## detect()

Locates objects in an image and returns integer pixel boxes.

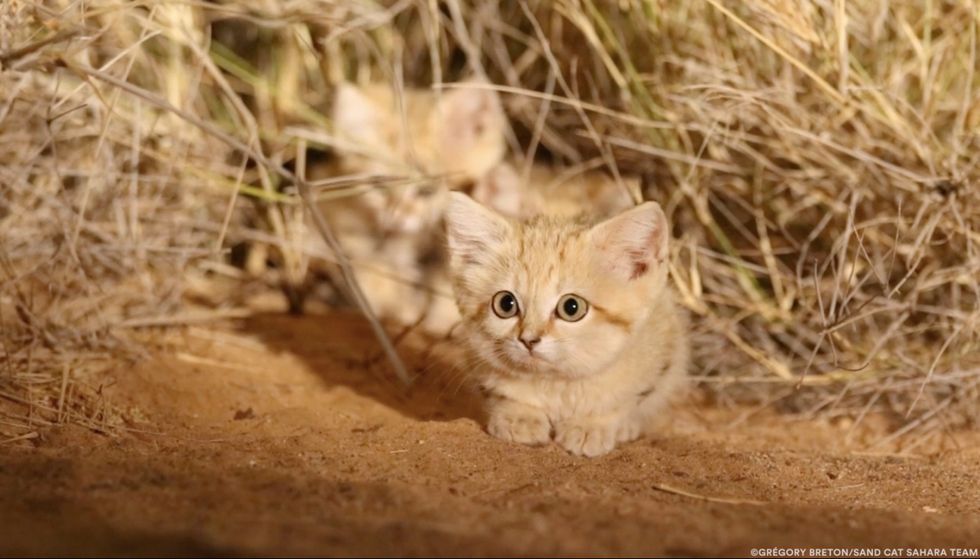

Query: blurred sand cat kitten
[445,193,688,457]
[315,80,507,331]
[331,80,506,235]
[472,160,639,221]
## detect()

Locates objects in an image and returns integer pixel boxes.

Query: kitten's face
[446,193,669,379]
[333,81,506,234]
[359,182,449,235]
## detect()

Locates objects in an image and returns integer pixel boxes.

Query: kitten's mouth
[500,348,548,370]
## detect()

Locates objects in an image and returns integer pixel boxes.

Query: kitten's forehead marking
[515,227,563,300]
[534,221,588,284]
[508,220,590,341]
[590,303,631,331]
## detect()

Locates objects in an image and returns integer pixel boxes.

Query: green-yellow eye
[556,294,588,322]
[491,290,519,318]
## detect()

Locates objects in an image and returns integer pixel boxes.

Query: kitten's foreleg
[485,396,551,446]
[554,409,636,457]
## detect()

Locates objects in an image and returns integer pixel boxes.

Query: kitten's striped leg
[630,351,689,436]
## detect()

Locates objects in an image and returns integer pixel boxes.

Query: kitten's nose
[519,335,542,351]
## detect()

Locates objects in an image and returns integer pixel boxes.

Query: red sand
[2,311,978,556]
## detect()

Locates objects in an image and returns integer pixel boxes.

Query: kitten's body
[446,195,688,457]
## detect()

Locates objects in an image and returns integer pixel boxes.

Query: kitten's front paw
[555,418,623,457]
[486,402,551,447]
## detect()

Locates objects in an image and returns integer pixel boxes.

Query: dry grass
[1,0,978,442]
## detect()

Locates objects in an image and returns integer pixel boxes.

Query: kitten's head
[470,162,639,221]
[332,80,506,234]
[332,80,506,177]
[445,193,670,379]
[356,181,450,235]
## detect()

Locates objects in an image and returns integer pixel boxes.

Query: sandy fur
[446,193,689,456]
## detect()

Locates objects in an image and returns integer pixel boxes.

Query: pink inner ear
[629,249,650,280]
[591,202,668,281]
[627,226,659,280]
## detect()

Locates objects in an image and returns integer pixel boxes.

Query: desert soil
[1,309,979,557]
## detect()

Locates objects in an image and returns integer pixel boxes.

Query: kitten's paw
[616,419,642,444]
[486,403,551,447]
[554,418,620,457]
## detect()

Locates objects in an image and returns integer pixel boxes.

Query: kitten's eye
[556,294,589,322]
[491,291,519,319]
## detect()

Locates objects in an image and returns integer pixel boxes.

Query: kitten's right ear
[445,192,511,267]
[332,82,383,147]
[588,202,669,282]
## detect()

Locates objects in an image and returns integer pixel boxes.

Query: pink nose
[519,336,541,351]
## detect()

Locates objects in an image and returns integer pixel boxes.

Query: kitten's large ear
[470,163,522,218]
[434,80,504,151]
[588,202,669,281]
[445,192,511,267]
[332,82,383,147]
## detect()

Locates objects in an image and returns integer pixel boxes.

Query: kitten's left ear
[445,192,511,268]
[588,202,669,281]
[434,80,504,150]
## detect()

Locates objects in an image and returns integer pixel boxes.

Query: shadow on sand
[237,309,483,424]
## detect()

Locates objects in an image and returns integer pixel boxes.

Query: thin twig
[652,482,768,506]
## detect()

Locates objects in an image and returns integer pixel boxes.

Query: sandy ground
[2,310,979,557]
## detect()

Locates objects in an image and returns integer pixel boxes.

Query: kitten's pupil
[563,298,578,316]
[500,294,515,312]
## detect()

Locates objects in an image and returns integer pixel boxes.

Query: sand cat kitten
[445,193,688,457]
[472,161,639,220]
[331,80,506,235]
[314,81,506,331]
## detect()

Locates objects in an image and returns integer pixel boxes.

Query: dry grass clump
[1,0,978,441]
[0,1,255,436]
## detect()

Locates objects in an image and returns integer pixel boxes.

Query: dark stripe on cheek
[590,303,632,331]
